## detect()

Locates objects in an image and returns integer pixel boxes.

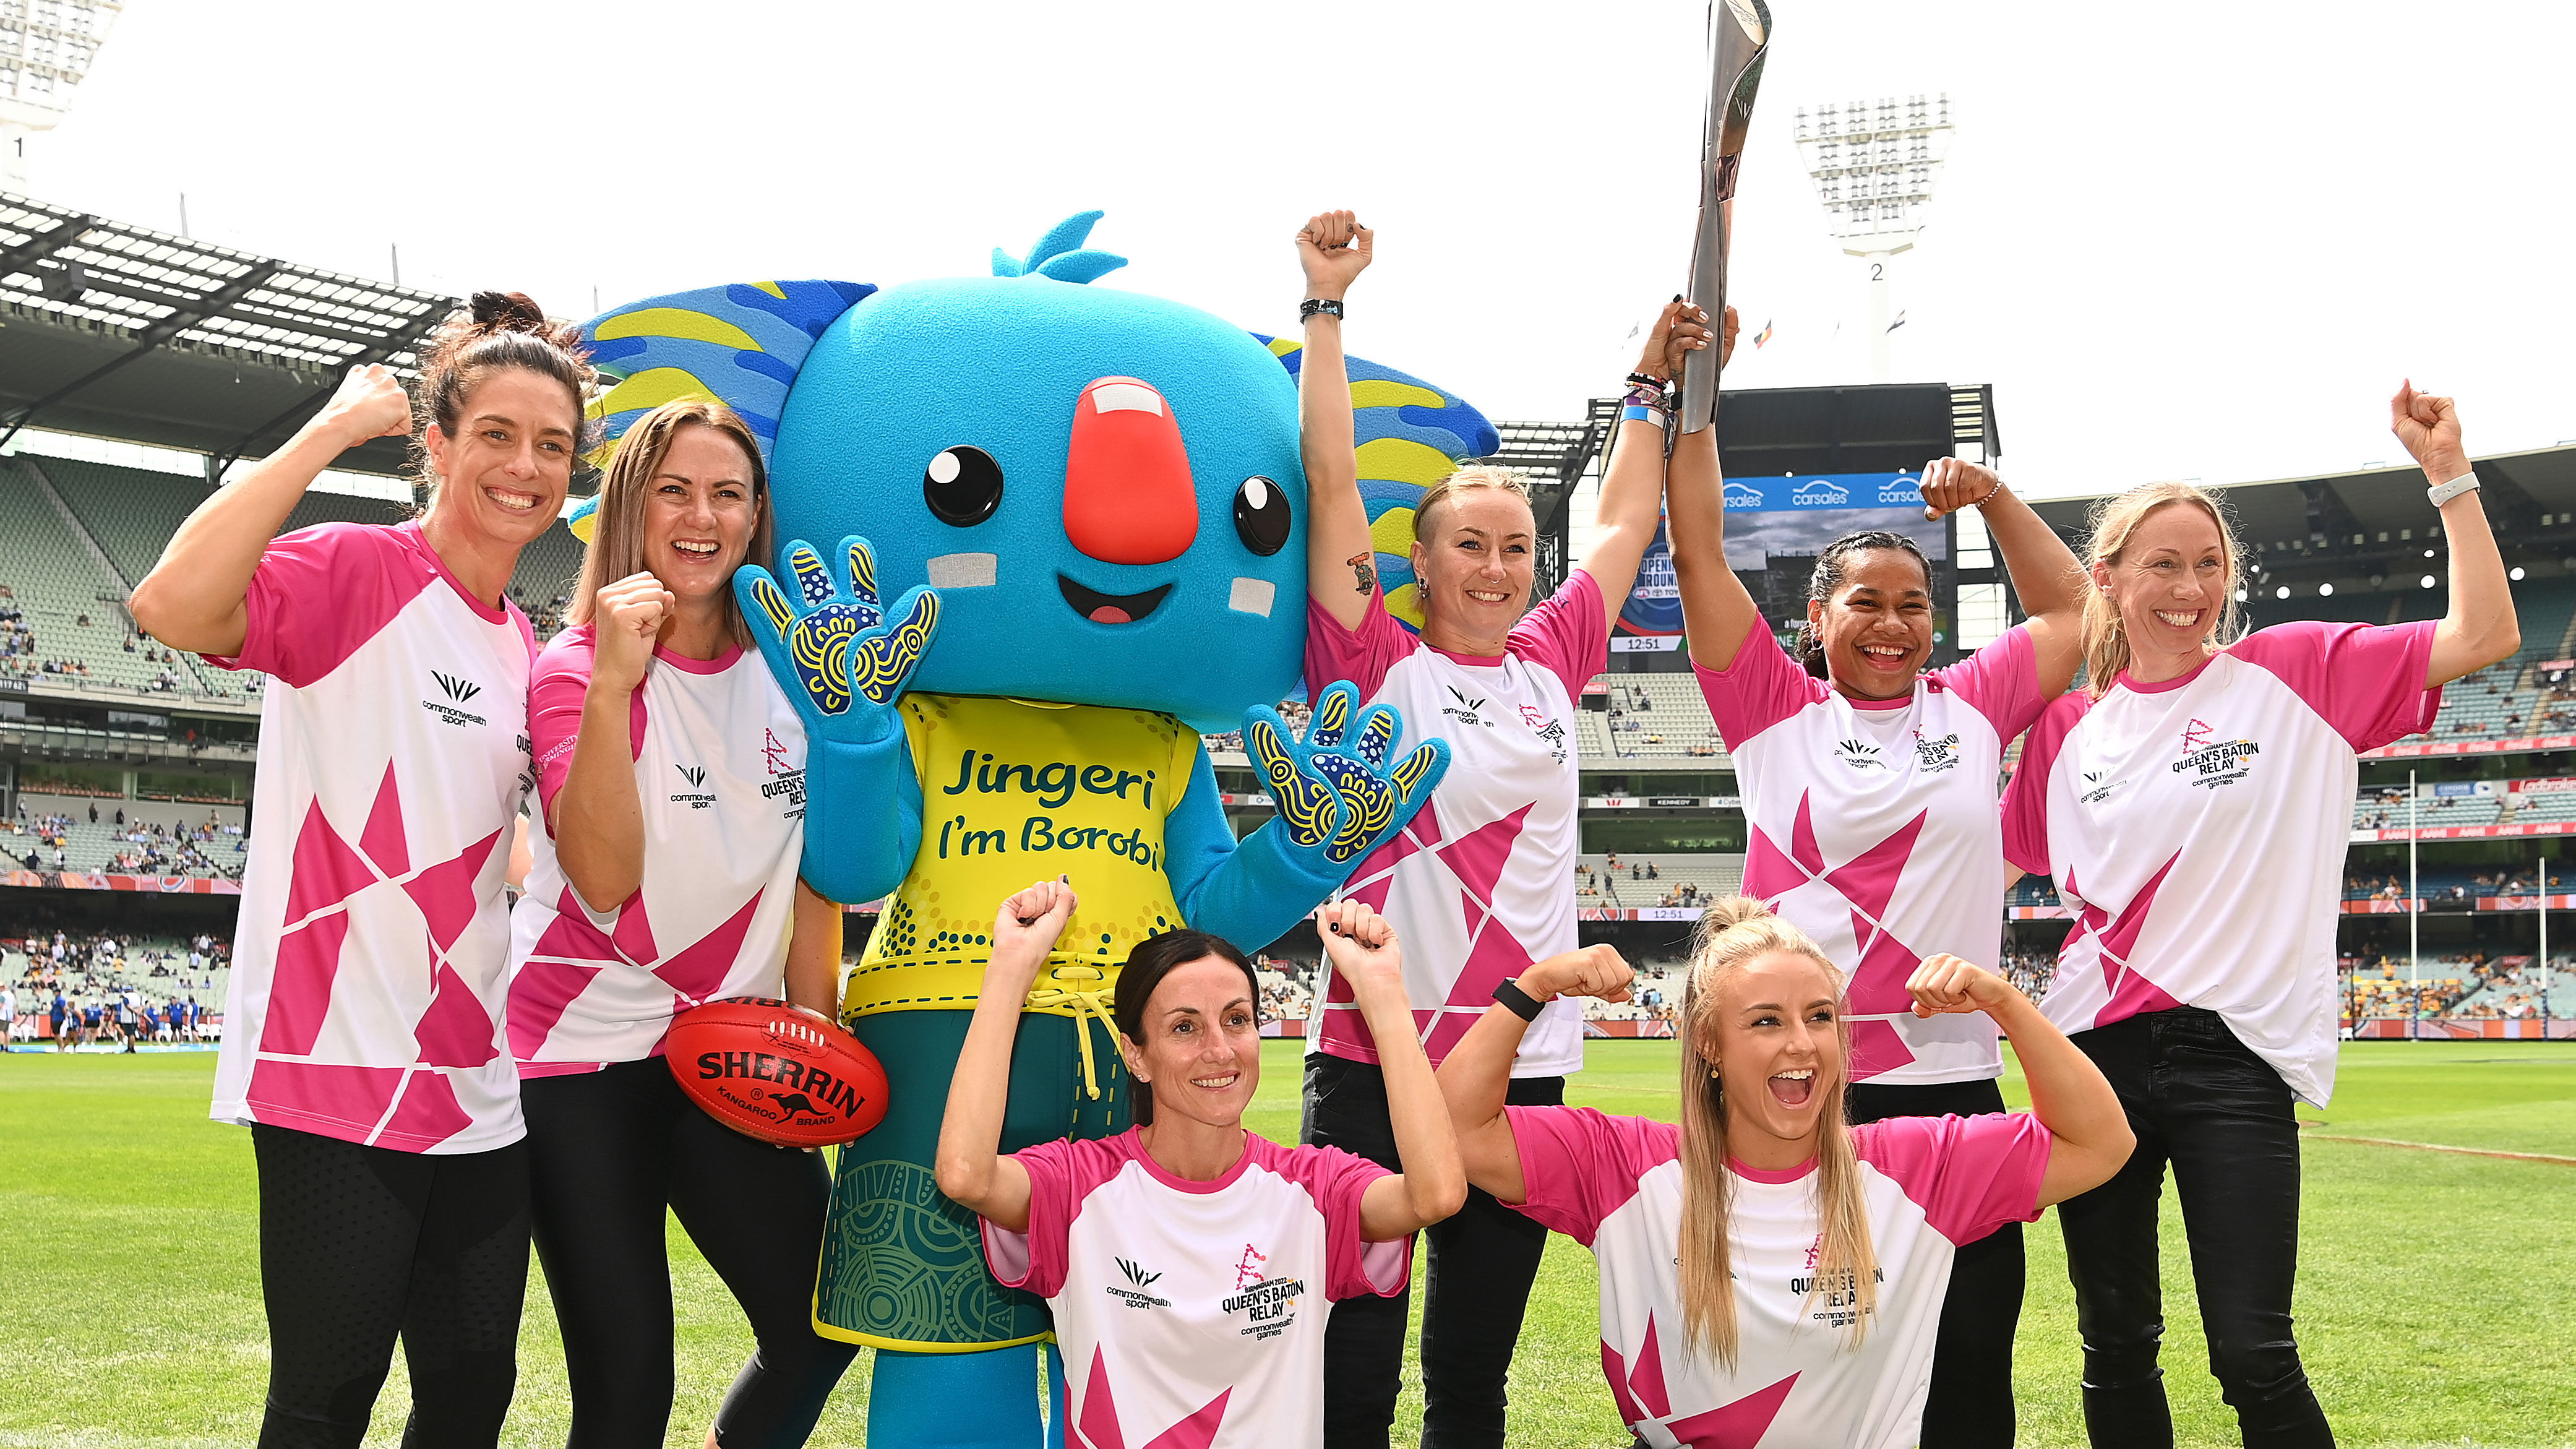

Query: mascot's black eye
[923,445,1003,527]
[1233,475,1291,556]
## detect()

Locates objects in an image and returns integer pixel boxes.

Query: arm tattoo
[1345,553,1377,598]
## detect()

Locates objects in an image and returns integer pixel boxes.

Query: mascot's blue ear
[989,210,1128,285]
[1251,335,1500,632]
[578,279,876,467]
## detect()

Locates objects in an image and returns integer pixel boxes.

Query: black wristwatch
[1299,297,1346,322]
[1493,978,1547,1023]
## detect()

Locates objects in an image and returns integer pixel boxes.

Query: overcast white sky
[27,1,2576,499]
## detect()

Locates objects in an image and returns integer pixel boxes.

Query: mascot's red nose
[1064,376,1198,564]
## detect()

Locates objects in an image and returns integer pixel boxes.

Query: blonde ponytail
[1675,897,1877,1364]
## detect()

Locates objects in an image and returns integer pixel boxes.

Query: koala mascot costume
[575,213,1495,1447]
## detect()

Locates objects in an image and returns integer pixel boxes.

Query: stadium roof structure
[2026,444,2576,588]
[0,192,458,477]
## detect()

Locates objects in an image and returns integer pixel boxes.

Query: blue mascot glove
[1245,681,1448,868]
[734,535,940,906]
[1172,681,1449,952]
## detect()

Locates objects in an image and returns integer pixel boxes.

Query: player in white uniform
[936,882,1464,1449]
[1294,209,1713,1447]
[1440,899,2133,1449]
[131,292,591,1448]
[1666,380,2088,1443]
[504,398,856,1447]
[1999,385,2518,1448]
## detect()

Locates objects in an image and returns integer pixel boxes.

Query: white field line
[2302,1130,2576,1166]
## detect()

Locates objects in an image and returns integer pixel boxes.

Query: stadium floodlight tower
[1794,93,1955,384]
[0,0,124,193]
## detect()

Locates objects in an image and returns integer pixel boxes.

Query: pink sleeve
[1267,1140,1410,1302]
[1303,585,1423,704]
[2000,692,2086,877]
[1506,569,1609,697]
[979,1137,1122,1300]
[1690,614,1827,749]
[203,523,429,687]
[2230,621,2444,754]
[1856,1112,2053,1245]
[1501,1106,1678,1248]
[528,628,643,822]
[1933,625,2050,741]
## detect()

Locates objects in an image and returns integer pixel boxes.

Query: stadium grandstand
[5,189,2574,1046]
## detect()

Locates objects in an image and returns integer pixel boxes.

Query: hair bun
[469,290,549,335]
[1697,896,1775,932]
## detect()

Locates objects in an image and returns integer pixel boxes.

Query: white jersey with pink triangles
[1302,573,1604,1076]
[1507,1106,2050,1449]
[1697,622,2050,1085]
[2002,621,2441,1106]
[505,625,809,1073]
[204,521,536,1153]
[981,1128,1407,1449]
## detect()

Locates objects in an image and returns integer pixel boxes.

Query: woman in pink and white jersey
[1295,209,1714,1447]
[1665,372,2089,1444]
[1440,900,2132,1449]
[506,397,855,1447]
[132,292,593,1448]
[1999,386,2517,1448]
[937,883,1464,1449]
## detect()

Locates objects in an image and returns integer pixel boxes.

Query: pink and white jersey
[204,522,536,1153]
[1698,622,2050,1085]
[506,625,809,1073]
[981,1128,1406,1449]
[2001,621,2441,1105]
[1303,574,1604,1076]
[1508,1106,2050,1449]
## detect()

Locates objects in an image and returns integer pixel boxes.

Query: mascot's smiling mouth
[1058,574,1173,625]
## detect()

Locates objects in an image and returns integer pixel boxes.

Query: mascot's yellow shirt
[845,694,1194,1021]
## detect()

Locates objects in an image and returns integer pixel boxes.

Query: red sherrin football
[666,996,888,1148]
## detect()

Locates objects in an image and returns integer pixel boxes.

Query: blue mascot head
[577,213,1494,733]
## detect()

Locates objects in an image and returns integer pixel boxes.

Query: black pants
[251,1123,531,1449]
[2059,1007,2332,1448]
[1305,1052,1560,1449]
[1847,1076,2025,1449]
[522,1058,857,1449]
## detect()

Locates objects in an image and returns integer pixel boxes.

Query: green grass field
[3,1042,2571,1447]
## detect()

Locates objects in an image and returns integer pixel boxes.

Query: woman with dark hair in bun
[132,291,592,1448]
[1664,393,2089,1447]
[935,881,1463,1449]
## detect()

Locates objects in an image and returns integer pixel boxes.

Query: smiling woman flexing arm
[503,397,856,1449]
[1292,207,1712,1448]
[1998,384,2515,1448]
[938,883,1460,1449]
[1660,312,2090,1447]
[1440,901,2127,1449]
[130,293,592,1449]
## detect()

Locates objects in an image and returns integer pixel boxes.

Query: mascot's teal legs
[869,1346,1059,1448]
[1048,1341,1068,1449]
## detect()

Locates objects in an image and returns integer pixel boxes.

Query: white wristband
[2428,471,2481,508]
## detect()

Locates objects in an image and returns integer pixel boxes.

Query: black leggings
[1305,1052,1561,1449]
[1847,1075,2027,1449]
[251,1124,531,1449]
[2060,1007,2332,1449]
[522,1057,857,1449]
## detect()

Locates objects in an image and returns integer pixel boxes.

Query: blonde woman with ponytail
[2000,386,2519,1448]
[1437,900,2129,1448]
